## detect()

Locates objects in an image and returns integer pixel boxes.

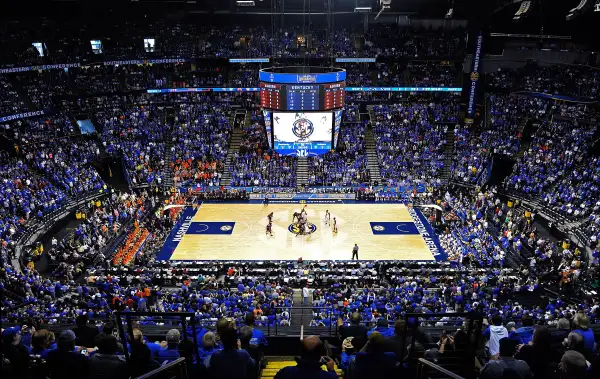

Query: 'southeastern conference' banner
[466,31,484,120]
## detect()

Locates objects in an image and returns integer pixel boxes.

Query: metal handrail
[417,358,466,379]
[134,357,187,379]
[115,311,200,368]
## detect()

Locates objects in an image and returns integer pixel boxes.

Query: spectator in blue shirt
[155,329,181,364]
[244,312,268,347]
[340,335,367,372]
[572,313,596,355]
[29,329,55,359]
[512,314,535,345]
[367,318,395,337]
[198,332,220,366]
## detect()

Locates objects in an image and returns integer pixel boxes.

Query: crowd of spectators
[373,101,447,187]
[170,99,231,187]
[451,94,548,183]
[23,138,104,196]
[47,191,155,278]
[407,61,458,87]
[505,119,594,197]
[0,76,29,116]
[488,64,600,100]
[0,151,67,245]
[0,23,466,67]
[231,110,296,187]
[2,115,78,145]
[307,122,370,186]
[98,104,168,187]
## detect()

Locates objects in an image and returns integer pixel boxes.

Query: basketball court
[157,203,446,261]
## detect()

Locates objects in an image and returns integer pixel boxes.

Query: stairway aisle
[364,127,382,185]
[162,106,175,188]
[296,158,309,189]
[260,359,343,379]
[290,289,312,329]
[441,124,455,181]
[220,129,244,186]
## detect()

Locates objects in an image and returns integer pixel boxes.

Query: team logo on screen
[292,118,314,139]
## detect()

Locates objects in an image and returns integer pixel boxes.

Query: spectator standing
[302,285,309,306]
[29,329,55,359]
[483,314,509,357]
[273,335,337,379]
[550,318,572,352]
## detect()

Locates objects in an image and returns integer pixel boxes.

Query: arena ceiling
[4,0,599,47]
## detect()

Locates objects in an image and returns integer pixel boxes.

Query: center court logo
[288,222,317,234]
[292,118,314,140]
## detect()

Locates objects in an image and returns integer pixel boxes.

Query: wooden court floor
[169,204,435,261]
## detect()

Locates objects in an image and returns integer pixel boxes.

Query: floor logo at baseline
[369,222,419,235]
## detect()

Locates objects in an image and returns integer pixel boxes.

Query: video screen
[273,111,332,157]
[144,38,155,53]
[90,40,103,54]
[32,42,45,57]
[76,120,97,135]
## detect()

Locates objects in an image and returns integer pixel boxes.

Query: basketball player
[268,212,273,223]
[300,204,308,217]
[333,217,338,233]
[266,222,273,237]
[263,196,269,207]
[297,222,305,236]
[324,210,331,225]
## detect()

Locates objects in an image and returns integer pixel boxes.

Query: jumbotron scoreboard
[259,67,345,157]
[259,67,346,111]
